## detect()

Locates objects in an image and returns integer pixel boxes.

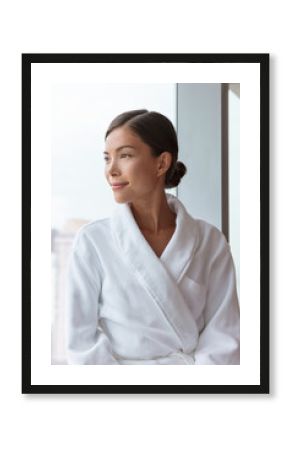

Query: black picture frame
[22,53,269,394]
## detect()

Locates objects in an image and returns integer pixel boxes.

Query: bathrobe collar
[111,193,199,283]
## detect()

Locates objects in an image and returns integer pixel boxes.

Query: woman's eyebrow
[103,145,136,155]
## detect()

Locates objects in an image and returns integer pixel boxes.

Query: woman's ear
[157,152,172,176]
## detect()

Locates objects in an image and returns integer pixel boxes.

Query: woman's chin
[113,193,130,204]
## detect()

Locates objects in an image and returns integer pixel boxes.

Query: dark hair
[105,109,187,189]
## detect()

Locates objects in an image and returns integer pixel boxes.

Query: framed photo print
[22,53,269,394]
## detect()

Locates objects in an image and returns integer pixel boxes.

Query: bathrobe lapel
[111,193,200,353]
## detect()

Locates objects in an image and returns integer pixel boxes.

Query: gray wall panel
[177,83,222,230]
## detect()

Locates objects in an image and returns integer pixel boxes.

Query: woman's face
[104,126,165,204]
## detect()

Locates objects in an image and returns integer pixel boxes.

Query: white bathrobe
[65,193,240,365]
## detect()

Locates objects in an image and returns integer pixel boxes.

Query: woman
[65,109,240,365]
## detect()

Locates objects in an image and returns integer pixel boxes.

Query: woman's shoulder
[173,195,228,249]
[71,217,111,251]
[78,217,110,234]
[191,217,230,253]
[194,217,226,238]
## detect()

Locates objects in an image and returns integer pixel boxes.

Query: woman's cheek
[127,160,142,177]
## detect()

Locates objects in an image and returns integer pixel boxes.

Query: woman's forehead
[105,126,145,151]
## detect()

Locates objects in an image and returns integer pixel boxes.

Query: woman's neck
[130,191,176,234]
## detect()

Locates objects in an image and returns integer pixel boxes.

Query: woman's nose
[107,159,121,176]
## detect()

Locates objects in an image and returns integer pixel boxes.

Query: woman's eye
[104,154,132,163]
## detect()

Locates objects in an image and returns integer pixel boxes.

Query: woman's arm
[65,229,119,365]
[193,237,240,365]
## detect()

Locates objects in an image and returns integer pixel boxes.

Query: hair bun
[166,160,187,188]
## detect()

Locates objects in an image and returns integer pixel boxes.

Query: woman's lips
[111,183,129,191]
